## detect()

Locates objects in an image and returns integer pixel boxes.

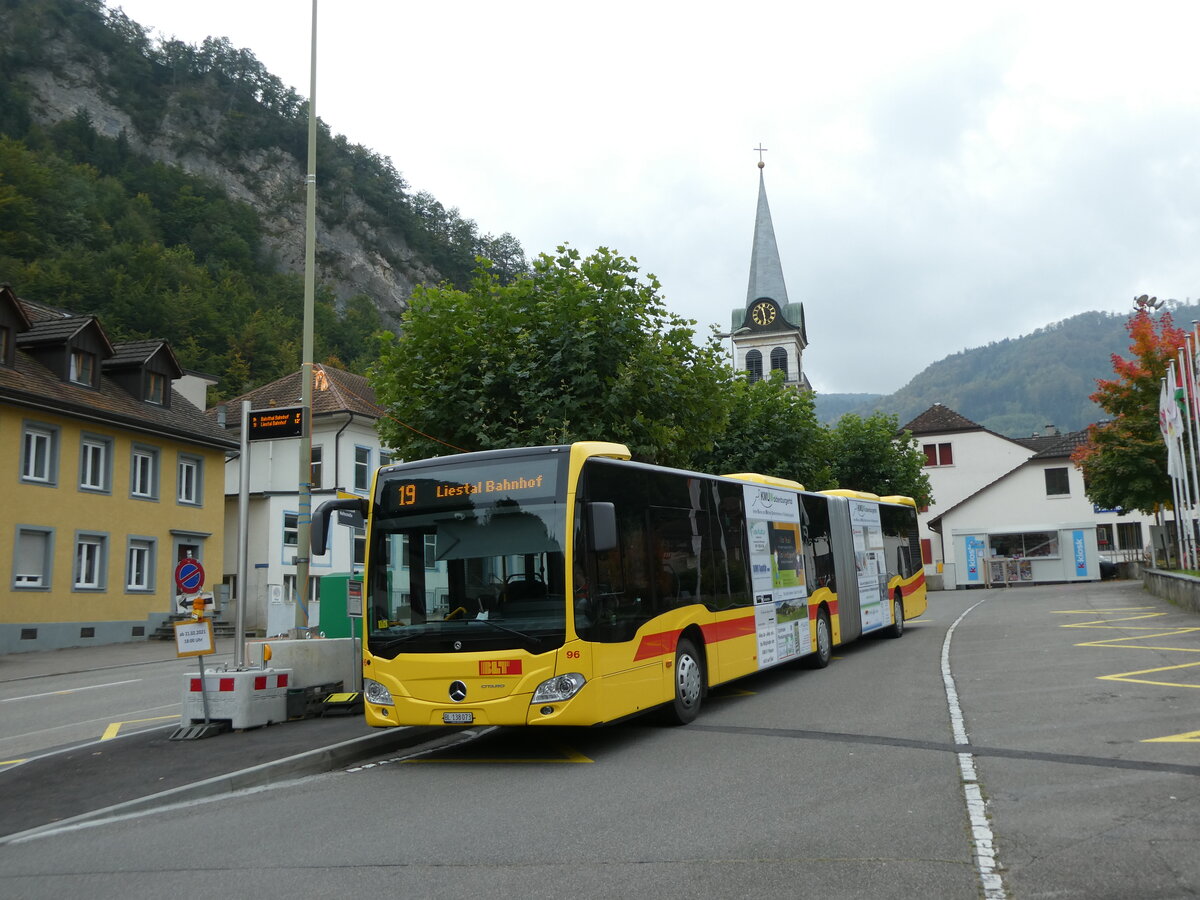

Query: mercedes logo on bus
[449,681,467,702]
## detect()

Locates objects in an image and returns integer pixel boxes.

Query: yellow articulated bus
[313,441,926,728]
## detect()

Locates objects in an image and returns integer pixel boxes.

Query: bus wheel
[805,608,832,669]
[886,592,905,639]
[666,637,703,725]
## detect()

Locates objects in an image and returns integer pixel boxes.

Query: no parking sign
[175,558,206,595]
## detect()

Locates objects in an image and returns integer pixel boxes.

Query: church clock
[750,300,778,327]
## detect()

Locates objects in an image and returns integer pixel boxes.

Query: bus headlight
[363,678,394,706]
[532,673,586,704]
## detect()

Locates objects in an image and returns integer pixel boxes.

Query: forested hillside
[0,0,526,399]
[815,304,1200,436]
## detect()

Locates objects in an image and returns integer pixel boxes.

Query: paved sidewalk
[0,639,440,843]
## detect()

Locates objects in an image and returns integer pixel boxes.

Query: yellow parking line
[100,714,180,741]
[1144,729,1200,743]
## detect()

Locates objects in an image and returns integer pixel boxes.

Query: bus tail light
[532,673,585,704]
[363,678,395,706]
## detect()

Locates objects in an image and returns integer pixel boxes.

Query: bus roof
[723,472,805,491]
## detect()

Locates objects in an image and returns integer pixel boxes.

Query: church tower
[729,152,809,389]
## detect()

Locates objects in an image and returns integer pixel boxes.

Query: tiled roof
[105,339,177,370]
[215,364,383,420]
[900,403,985,435]
[0,290,236,450]
[1030,430,1089,459]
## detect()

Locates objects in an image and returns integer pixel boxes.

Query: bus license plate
[443,712,474,724]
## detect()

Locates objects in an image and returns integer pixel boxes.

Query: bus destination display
[384,461,559,513]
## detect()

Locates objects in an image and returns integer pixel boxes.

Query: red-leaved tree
[1072,304,1187,514]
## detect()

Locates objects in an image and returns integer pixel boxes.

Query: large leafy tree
[370,246,732,466]
[1072,303,1187,513]
[692,371,834,490]
[827,412,932,505]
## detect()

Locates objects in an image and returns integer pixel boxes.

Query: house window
[354,446,372,492]
[177,455,202,505]
[283,512,298,547]
[21,424,58,484]
[79,436,111,492]
[1096,524,1113,550]
[353,527,366,566]
[69,349,96,386]
[283,573,318,605]
[745,349,763,383]
[1116,522,1143,550]
[14,528,53,588]
[146,372,166,405]
[74,533,108,590]
[131,446,159,499]
[310,445,323,489]
[402,534,437,569]
[0,325,10,365]
[922,443,954,467]
[379,450,394,468]
[990,531,1059,558]
[1045,467,1070,496]
[770,347,788,378]
[126,538,155,592]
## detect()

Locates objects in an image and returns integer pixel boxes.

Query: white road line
[942,599,1007,900]
[1,679,141,703]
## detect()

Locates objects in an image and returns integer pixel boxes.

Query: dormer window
[70,349,96,386]
[0,325,10,366]
[147,372,166,405]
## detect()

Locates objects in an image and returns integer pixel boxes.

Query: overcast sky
[107,0,1200,395]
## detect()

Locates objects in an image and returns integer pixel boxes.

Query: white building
[903,404,1159,588]
[214,365,392,634]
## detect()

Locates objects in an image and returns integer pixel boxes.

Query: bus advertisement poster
[744,485,811,668]
[849,500,888,632]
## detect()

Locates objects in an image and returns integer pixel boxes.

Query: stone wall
[1141,568,1200,615]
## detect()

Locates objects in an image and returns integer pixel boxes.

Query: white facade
[215,366,392,635]
[910,405,1157,588]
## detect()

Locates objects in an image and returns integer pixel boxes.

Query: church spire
[745,153,789,309]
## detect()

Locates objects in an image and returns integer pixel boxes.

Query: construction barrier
[181,668,293,730]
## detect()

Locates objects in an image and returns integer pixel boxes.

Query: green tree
[827,412,932,505]
[370,246,732,465]
[1072,304,1187,514]
[692,370,834,489]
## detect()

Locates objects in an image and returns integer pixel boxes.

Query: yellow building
[0,284,236,653]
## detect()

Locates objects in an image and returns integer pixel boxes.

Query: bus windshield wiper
[470,618,542,647]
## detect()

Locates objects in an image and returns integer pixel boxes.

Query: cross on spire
[754,143,768,168]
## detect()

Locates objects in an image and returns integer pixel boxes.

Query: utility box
[317,573,360,639]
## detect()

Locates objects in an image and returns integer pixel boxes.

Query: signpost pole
[295,0,319,632]
[235,400,250,669]
[197,655,212,725]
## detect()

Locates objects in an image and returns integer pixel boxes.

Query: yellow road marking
[1143,729,1200,743]
[1,759,27,768]
[1097,660,1200,690]
[100,714,180,741]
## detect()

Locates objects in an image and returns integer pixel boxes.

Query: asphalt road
[0,644,236,762]
[1,580,1198,899]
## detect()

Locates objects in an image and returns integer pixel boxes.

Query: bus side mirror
[312,497,370,554]
[588,502,617,553]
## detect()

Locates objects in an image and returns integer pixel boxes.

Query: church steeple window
[745,349,763,383]
[770,347,788,379]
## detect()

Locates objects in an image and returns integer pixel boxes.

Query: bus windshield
[366,455,568,656]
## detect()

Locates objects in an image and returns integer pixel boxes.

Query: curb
[0,725,442,846]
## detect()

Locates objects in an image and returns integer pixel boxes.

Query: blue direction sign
[175,558,206,595]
